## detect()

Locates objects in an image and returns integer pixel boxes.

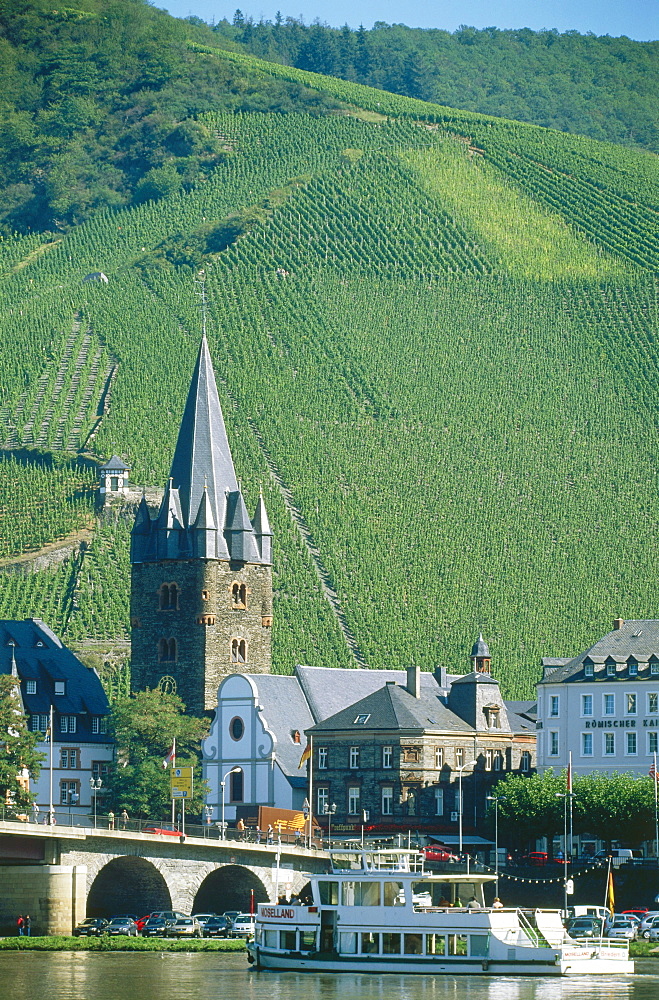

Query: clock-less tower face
[129,336,273,717]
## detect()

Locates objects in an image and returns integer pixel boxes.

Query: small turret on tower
[470,633,492,674]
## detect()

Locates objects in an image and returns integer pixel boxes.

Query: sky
[158,0,659,40]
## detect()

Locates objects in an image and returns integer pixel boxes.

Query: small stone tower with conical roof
[470,633,492,674]
[130,336,273,715]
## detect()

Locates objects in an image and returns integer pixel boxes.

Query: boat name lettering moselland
[261,907,295,919]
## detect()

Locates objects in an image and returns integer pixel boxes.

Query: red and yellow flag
[298,743,312,769]
[606,869,615,916]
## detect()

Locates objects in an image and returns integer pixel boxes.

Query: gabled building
[130,336,273,715]
[0,619,113,821]
[537,617,659,778]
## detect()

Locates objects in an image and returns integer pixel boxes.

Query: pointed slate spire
[225,489,260,563]
[193,483,228,559]
[169,335,238,530]
[252,489,273,565]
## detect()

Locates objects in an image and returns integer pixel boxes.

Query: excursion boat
[247,849,633,976]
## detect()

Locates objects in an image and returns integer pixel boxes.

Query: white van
[567,905,610,922]
[594,849,641,867]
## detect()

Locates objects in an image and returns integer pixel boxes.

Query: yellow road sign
[171,766,193,798]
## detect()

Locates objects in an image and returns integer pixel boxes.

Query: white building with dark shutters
[537,617,659,778]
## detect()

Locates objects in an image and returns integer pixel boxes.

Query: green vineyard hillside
[0,79,658,697]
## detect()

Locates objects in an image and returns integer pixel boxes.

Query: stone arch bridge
[0,821,327,935]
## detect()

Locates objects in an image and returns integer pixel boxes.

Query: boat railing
[516,909,546,948]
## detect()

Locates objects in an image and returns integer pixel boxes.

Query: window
[54,681,65,696]
[521,750,531,772]
[382,786,393,815]
[30,714,48,733]
[60,748,79,769]
[627,693,637,715]
[584,662,594,678]
[549,695,559,717]
[549,731,559,756]
[230,768,244,802]
[318,747,328,770]
[629,660,638,677]
[606,661,616,677]
[649,693,659,714]
[493,751,503,771]
[485,750,492,771]
[434,787,444,816]
[26,680,36,695]
[582,733,593,756]
[91,717,108,735]
[60,780,79,806]
[604,733,615,755]
[455,748,464,768]
[649,733,658,754]
[604,694,615,716]
[317,787,329,816]
[231,582,247,608]
[349,746,360,769]
[158,637,177,662]
[92,761,109,782]
[581,694,593,717]
[354,713,370,725]
[652,661,659,676]
[60,715,76,734]
[229,716,244,741]
[159,583,178,610]
[348,786,360,815]
[382,746,392,769]
[434,746,443,769]
[626,732,637,755]
[231,638,246,663]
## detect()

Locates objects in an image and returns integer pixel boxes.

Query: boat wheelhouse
[248,849,633,977]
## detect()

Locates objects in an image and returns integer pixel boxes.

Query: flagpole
[49,705,53,826]
[170,738,176,826]
[308,734,313,850]
[568,751,573,864]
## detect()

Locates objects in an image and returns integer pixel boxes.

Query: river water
[2,953,659,1000]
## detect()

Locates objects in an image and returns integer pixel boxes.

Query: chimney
[406,664,421,699]
[613,618,624,631]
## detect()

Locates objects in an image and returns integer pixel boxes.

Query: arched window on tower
[230,768,244,802]
[159,583,178,610]
[231,582,247,609]
[158,638,177,662]
[231,638,247,663]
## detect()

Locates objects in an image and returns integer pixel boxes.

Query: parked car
[104,917,138,937]
[520,852,548,866]
[72,917,108,937]
[606,916,637,940]
[421,845,460,863]
[191,913,215,930]
[566,917,604,939]
[166,917,202,939]
[593,849,641,867]
[142,824,180,837]
[639,912,659,938]
[647,916,659,942]
[142,916,169,937]
[223,910,240,926]
[203,915,232,938]
[231,913,256,938]
[135,913,156,933]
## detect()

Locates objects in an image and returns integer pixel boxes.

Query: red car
[521,851,549,866]
[142,824,180,837]
[422,845,460,862]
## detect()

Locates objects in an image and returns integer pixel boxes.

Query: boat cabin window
[470,935,489,957]
[382,933,401,954]
[361,932,379,954]
[449,935,468,956]
[404,934,423,955]
[281,930,296,950]
[341,881,381,906]
[426,934,446,955]
[340,932,357,954]
[300,931,316,951]
[384,881,405,906]
[264,930,278,948]
[318,881,339,905]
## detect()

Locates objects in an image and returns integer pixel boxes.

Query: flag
[298,743,312,769]
[650,763,658,781]
[606,869,615,916]
[162,738,176,769]
[567,753,572,794]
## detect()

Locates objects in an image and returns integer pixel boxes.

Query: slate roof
[131,336,272,565]
[471,634,491,659]
[0,619,110,732]
[100,456,129,471]
[308,680,473,735]
[538,619,659,684]
[296,665,447,723]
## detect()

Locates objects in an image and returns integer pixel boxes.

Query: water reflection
[0,954,654,1000]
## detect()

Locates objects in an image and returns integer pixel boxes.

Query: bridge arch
[87,856,171,918]
[192,864,269,915]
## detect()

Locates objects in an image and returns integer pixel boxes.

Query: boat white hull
[248,947,634,977]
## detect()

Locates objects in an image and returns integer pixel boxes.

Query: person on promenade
[24,915,31,936]
[107,810,115,830]
[17,915,24,936]
[120,809,129,830]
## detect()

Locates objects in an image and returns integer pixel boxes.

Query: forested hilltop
[213,17,658,153]
[0,3,658,698]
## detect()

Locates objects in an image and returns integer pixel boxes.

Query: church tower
[130,336,273,716]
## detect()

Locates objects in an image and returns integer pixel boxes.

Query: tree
[105,690,209,820]
[489,769,566,853]
[572,772,655,848]
[0,673,43,815]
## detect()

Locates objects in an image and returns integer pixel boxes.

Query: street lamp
[487,793,506,895]
[325,802,337,849]
[89,776,102,829]
[220,767,241,840]
[457,759,477,857]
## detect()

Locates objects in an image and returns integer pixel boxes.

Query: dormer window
[35,640,44,647]
[651,659,659,676]
[628,659,638,677]
[606,661,616,678]
[485,705,501,729]
[54,681,65,696]
[584,662,594,678]
[292,730,301,744]
[26,681,36,695]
